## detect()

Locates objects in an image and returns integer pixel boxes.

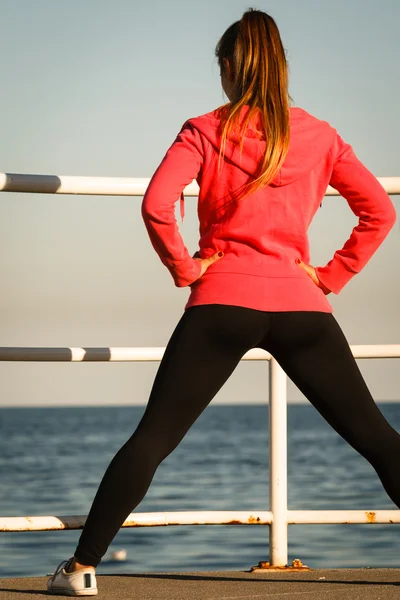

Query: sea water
[0,403,399,578]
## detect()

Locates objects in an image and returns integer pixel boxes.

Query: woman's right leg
[259,311,400,507]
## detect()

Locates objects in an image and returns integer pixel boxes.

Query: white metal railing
[1,173,400,197]
[0,346,399,568]
[1,173,399,568]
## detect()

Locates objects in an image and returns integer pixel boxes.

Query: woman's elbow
[388,202,397,227]
[374,195,397,229]
[382,200,397,231]
[375,202,397,238]
[141,196,154,222]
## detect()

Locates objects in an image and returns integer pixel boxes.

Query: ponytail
[215,9,291,199]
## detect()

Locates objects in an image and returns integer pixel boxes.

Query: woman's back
[141,103,396,312]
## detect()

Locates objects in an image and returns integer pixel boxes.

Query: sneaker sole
[47,587,97,596]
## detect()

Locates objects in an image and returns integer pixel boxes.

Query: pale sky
[0,0,399,406]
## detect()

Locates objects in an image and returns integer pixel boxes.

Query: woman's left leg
[74,304,270,567]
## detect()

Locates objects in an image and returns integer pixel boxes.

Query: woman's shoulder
[180,107,224,131]
[290,105,336,130]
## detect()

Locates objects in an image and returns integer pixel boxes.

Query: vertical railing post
[269,357,288,566]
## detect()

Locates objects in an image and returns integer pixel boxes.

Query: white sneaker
[47,558,98,596]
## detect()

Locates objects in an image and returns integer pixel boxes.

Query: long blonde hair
[215,9,291,199]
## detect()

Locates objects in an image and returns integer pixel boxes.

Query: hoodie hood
[187,104,336,187]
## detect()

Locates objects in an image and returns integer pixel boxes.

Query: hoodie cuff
[315,259,356,295]
[167,256,202,288]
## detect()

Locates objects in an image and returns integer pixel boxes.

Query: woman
[48,8,398,596]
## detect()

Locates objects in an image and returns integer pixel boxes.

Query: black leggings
[74,305,400,567]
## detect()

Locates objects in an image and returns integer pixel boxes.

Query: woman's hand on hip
[191,251,224,282]
[295,258,331,295]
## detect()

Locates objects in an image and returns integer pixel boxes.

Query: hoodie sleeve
[315,133,396,294]
[141,121,203,287]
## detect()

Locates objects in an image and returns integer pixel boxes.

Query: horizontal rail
[1,173,400,196]
[1,510,399,532]
[0,347,270,362]
[0,345,399,362]
[1,512,272,532]
[288,510,400,524]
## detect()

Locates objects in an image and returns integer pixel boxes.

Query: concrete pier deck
[0,569,398,599]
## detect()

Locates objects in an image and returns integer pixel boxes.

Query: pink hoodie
[141,105,396,312]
